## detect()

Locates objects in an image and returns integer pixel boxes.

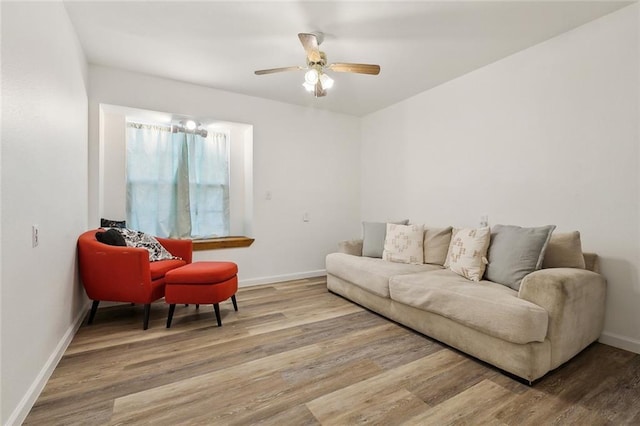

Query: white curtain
[126,123,230,238]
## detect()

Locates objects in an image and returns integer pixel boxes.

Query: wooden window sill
[192,236,255,251]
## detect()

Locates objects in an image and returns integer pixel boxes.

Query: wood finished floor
[26,277,640,425]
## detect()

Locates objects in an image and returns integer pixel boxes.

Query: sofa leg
[231,295,238,312]
[166,304,176,328]
[213,303,222,327]
[143,304,151,330]
[196,304,199,309]
[88,300,100,325]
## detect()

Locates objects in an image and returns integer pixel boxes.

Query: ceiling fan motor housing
[308,52,327,68]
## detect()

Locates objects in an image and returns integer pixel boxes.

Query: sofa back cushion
[542,231,586,269]
[362,220,409,258]
[383,223,424,265]
[423,227,453,266]
[485,224,555,291]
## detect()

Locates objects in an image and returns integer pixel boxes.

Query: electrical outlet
[32,225,39,248]
[265,191,272,201]
[480,215,489,227]
[303,212,310,222]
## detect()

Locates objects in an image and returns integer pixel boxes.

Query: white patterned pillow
[118,228,180,262]
[382,224,424,265]
[446,227,491,281]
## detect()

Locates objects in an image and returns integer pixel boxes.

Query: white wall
[0,2,89,424]
[89,66,361,285]
[361,4,640,353]
[100,109,127,221]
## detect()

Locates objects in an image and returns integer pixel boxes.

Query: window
[126,121,230,239]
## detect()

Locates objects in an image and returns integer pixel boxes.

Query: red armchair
[77,229,193,329]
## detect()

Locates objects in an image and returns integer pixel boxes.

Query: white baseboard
[93,271,328,309]
[239,269,326,287]
[599,331,640,354]
[5,302,90,426]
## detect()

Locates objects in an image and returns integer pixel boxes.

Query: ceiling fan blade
[298,33,321,63]
[254,66,303,75]
[314,79,326,97]
[327,63,381,75]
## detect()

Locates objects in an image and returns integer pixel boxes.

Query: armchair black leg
[213,303,222,327]
[88,300,100,325]
[196,304,199,309]
[231,295,238,312]
[166,304,176,328]
[143,304,151,330]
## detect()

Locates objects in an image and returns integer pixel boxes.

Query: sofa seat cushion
[389,269,549,344]
[326,253,441,298]
[149,259,187,280]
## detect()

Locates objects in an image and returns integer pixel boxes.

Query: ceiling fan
[254,33,381,98]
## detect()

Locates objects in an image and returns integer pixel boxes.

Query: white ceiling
[64,1,631,117]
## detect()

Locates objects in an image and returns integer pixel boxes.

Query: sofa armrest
[78,239,153,302]
[518,268,606,368]
[338,239,363,256]
[157,237,193,264]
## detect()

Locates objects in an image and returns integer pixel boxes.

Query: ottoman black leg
[196,304,200,309]
[166,304,176,328]
[231,295,238,311]
[213,303,222,327]
[143,304,151,330]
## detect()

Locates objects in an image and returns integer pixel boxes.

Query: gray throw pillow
[485,224,556,291]
[362,219,409,258]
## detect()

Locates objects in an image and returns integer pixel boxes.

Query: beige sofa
[325,238,606,383]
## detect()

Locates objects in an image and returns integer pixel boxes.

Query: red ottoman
[165,261,238,327]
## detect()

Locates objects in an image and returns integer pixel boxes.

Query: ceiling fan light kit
[320,73,334,89]
[304,69,319,84]
[255,32,380,98]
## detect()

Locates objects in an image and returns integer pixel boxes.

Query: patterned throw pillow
[118,228,180,262]
[100,218,126,228]
[382,223,424,265]
[447,227,491,281]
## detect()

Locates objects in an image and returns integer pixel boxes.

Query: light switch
[32,225,39,247]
